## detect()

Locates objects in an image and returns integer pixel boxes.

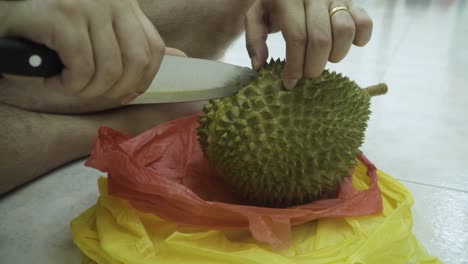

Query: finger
[105,2,152,100]
[304,0,332,78]
[348,5,373,46]
[277,0,307,90]
[79,4,123,98]
[245,0,269,71]
[329,2,356,63]
[47,18,94,95]
[165,47,188,57]
[122,47,187,105]
[131,2,165,96]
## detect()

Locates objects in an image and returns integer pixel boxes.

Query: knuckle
[132,53,151,70]
[102,64,122,85]
[52,0,79,15]
[79,59,95,80]
[335,22,356,37]
[68,62,94,94]
[310,32,332,50]
[125,51,150,72]
[287,31,307,46]
[108,63,123,79]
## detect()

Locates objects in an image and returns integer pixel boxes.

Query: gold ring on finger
[329,6,349,17]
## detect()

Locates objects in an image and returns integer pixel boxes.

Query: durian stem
[364,83,388,97]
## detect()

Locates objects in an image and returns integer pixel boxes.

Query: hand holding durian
[198,60,387,208]
[245,0,373,90]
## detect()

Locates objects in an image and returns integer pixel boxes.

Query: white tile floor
[1,0,467,263]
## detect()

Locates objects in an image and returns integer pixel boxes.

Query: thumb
[245,1,269,71]
[164,47,188,57]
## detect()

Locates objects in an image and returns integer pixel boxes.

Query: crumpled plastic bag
[83,114,383,250]
[70,161,442,264]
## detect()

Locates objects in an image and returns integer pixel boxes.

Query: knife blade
[0,37,259,104]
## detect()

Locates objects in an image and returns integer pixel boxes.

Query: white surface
[0,160,98,264]
[1,0,468,263]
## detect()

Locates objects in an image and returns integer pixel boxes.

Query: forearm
[0,100,205,195]
[138,0,255,59]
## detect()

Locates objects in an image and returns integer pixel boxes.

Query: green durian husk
[197,59,374,208]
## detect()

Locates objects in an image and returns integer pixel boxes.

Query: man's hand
[245,0,373,90]
[0,0,178,104]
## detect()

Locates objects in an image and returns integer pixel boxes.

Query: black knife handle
[0,37,64,77]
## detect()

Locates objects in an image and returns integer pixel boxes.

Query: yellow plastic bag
[70,160,442,264]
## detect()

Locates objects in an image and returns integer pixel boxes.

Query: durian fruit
[197,59,387,208]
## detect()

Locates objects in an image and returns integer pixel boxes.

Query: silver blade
[130,55,259,104]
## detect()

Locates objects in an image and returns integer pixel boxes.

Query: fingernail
[283,79,298,90]
[251,56,257,70]
[121,92,140,105]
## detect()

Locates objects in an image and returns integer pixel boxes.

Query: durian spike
[364,83,388,97]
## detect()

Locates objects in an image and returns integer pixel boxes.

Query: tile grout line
[395,178,468,193]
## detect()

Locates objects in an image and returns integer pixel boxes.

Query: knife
[0,37,259,104]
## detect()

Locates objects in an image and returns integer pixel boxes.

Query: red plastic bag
[85,114,383,249]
